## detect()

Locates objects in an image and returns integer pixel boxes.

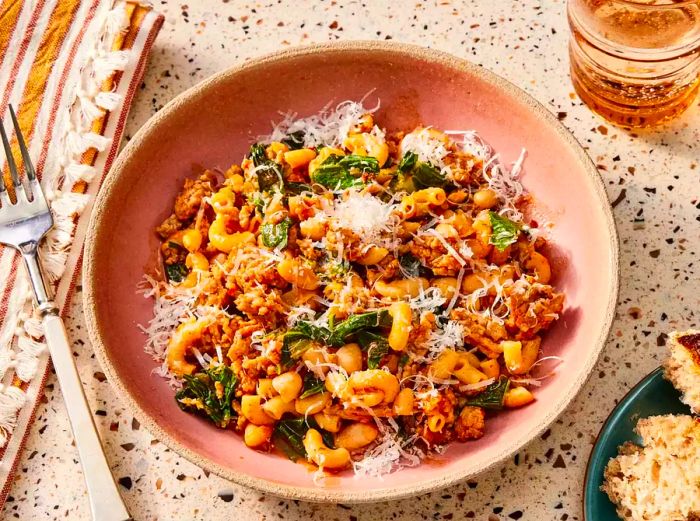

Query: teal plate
[584,367,692,520]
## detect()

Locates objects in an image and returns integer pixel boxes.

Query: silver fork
[0,106,132,521]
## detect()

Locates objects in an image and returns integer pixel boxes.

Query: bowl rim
[83,40,620,503]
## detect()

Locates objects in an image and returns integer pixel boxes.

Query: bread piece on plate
[602,414,700,521]
[664,329,700,414]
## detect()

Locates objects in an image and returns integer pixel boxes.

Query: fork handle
[42,313,132,521]
[21,249,132,521]
[20,243,52,309]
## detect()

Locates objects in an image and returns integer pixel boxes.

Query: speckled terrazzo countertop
[3,1,698,519]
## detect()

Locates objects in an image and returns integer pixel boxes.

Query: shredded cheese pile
[352,418,425,478]
[265,96,380,149]
[323,190,401,251]
[419,320,465,362]
[407,286,446,315]
[448,129,493,160]
[400,128,451,168]
[483,149,527,221]
[138,275,194,361]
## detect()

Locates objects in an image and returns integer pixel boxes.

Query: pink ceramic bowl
[83,41,619,503]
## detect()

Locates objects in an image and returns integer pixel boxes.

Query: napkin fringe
[0,388,26,439]
[0,1,131,446]
[63,163,98,186]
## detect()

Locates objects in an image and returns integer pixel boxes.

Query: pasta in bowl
[143,100,565,477]
[83,42,618,502]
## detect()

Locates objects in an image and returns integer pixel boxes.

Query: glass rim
[600,0,700,8]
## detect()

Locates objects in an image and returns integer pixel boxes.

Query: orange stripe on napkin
[0,0,47,115]
[0,0,23,59]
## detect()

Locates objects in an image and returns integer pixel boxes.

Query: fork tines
[0,104,42,206]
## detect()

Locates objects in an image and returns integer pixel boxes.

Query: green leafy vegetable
[465,376,510,410]
[292,321,332,342]
[256,163,284,193]
[282,311,391,366]
[251,194,266,216]
[249,143,284,192]
[338,154,380,173]
[280,322,330,368]
[399,353,410,367]
[299,373,325,399]
[285,181,312,195]
[282,311,391,368]
[175,364,238,428]
[412,161,448,189]
[311,163,362,190]
[319,257,351,282]
[309,153,377,189]
[281,335,314,369]
[488,211,521,252]
[281,332,313,368]
[397,151,417,173]
[272,418,308,460]
[261,217,292,250]
[390,171,416,194]
[327,310,391,347]
[165,262,188,283]
[272,417,334,461]
[394,154,446,190]
[281,130,305,150]
[399,253,423,278]
[167,240,186,251]
[248,143,267,166]
[321,153,342,165]
[357,331,390,369]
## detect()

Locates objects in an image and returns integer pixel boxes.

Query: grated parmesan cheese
[408,286,446,314]
[138,275,195,363]
[352,418,425,479]
[263,94,380,148]
[528,355,565,379]
[323,189,401,251]
[192,347,208,369]
[400,128,451,168]
[445,129,494,161]
[445,129,527,220]
[423,229,467,267]
[458,377,496,393]
[286,304,317,327]
[482,149,527,221]
[304,362,347,382]
[137,271,233,385]
[414,319,465,363]
[445,268,466,314]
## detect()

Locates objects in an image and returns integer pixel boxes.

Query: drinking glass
[568,0,700,127]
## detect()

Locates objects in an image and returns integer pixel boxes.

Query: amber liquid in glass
[569,0,700,127]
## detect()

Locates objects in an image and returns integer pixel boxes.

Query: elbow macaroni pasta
[388,302,411,352]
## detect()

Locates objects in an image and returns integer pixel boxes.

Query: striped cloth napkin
[0,0,163,506]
